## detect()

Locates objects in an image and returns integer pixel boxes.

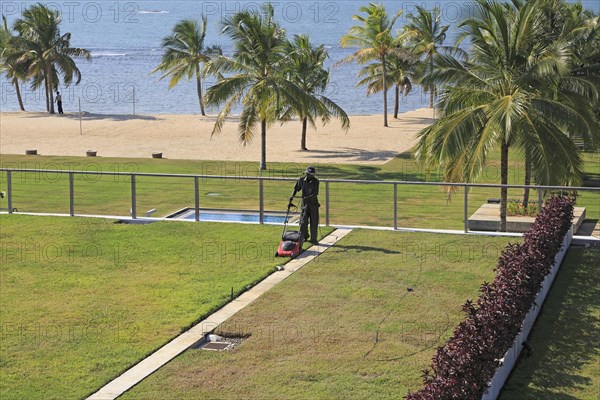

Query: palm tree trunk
[522,148,531,210]
[47,66,55,114]
[382,55,388,127]
[429,55,434,109]
[13,79,25,111]
[301,117,308,151]
[196,64,205,116]
[500,140,509,232]
[260,118,267,171]
[394,83,400,119]
[44,76,50,112]
[49,88,55,114]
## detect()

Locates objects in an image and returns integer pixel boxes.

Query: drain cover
[202,342,231,351]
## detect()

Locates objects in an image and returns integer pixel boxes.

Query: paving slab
[86,228,352,400]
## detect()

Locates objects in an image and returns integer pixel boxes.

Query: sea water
[1,0,598,115]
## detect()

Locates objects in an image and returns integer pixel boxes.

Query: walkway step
[86,228,353,400]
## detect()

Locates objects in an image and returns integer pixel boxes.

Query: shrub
[507,202,539,217]
[405,196,574,400]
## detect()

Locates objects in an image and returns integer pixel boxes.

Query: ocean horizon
[1,0,598,115]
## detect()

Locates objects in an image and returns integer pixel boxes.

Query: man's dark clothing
[292,175,319,242]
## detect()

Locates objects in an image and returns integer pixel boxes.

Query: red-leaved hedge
[405,196,574,400]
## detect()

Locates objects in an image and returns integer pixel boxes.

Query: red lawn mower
[274,198,305,258]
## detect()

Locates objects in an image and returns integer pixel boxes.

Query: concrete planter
[481,228,574,400]
[469,204,586,234]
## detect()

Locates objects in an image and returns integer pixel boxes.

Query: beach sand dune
[0,108,434,164]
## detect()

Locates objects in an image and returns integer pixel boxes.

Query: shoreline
[0,108,434,165]
[0,109,430,119]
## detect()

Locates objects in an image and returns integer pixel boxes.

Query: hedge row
[406,196,575,400]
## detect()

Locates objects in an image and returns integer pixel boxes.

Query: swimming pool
[167,209,292,224]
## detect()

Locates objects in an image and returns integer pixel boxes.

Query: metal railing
[1,168,598,234]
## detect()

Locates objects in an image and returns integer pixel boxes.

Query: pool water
[174,210,289,224]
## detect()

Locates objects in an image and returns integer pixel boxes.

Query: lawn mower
[274,197,304,258]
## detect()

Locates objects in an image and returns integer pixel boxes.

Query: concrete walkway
[87,228,353,400]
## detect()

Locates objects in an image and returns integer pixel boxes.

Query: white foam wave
[92,52,127,57]
[138,10,169,14]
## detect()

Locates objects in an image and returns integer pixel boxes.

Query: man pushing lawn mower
[275,166,320,258]
[290,166,320,245]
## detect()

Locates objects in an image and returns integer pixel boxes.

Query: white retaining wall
[482,227,574,400]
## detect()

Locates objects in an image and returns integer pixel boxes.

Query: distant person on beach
[290,166,320,245]
[55,92,64,114]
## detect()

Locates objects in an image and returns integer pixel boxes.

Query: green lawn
[500,247,600,400]
[122,230,516,400]
[0,215,326,400]
[1,152,598,230]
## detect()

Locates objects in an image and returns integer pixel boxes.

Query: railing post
[7,170,13,214]
[194,176,200,222]
[394,184,398,229]
[259,177,264,224]
[69,172,75,217]
[131,174,137,219]
[325,181,330,226]
[464,185,469,233]
[538,189,543,212]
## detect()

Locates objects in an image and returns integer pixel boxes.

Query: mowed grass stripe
[123,230,516,400]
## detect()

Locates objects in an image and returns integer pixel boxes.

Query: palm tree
[340,3,402,127]
[204,4,313,170]
[153,16,222,116]
[550,1,600,146]
[1,16,28,111]
[281,34,350,151]
[405,5,452,109]
[14,3,91,114]
[414,0,598,231]
[356,34,418,119]
[516,0,600,207]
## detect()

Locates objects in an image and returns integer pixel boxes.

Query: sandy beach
[0,108,433,164]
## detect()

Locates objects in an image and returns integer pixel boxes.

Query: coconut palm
[281,34,350,151]
[1,16,28,111]
[549,1,600,146]
[414,0,598,231]
[14,3,91,113]
[356,34,418,119]
[204,4,314,170]
[515,0,600,207]
[340,3,402,127]
[405,5,453,109]
[153,16,222,116]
